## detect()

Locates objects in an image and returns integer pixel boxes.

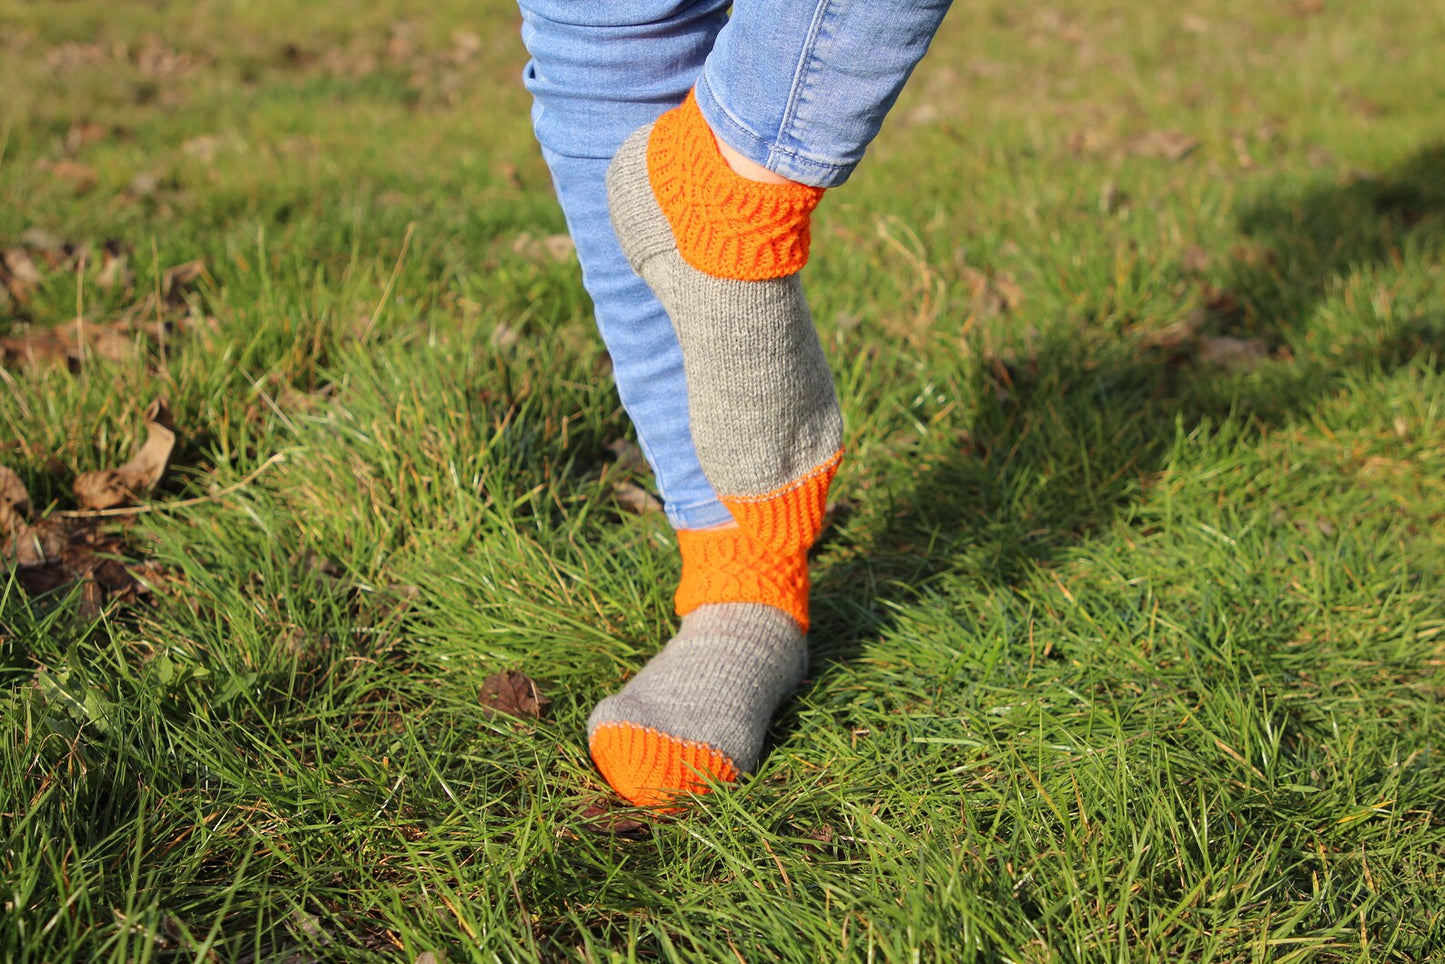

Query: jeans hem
[664,498,736,531]
[693,78,855,189]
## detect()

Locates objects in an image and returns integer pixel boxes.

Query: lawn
[2,0,1444,961]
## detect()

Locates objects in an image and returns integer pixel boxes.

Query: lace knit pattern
[647,91,825,281]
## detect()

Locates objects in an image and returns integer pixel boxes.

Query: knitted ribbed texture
[587,604,808,808]
[647,91,824,281]
[675,526,809,631]
[588,723,738,809]
[720,449,843,560]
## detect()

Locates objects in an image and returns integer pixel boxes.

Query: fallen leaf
[1196,335,1270,371]
[448,29,482,64]
[131,35,198,78]
[1067,125,1114,155]
[0,318,138,369]
[385,21,417,62]
[799,824,836,857]
[577,800,652,840]
[73,398,176,510]
[126,171,160,200]
[611,480,663,515]
[605,437,649,475]
[1,502,28,542]
[489,323,519,351]
[63,122,109,155]
[42,159,99,191]
[0,467,30,536]
[45,40,113,72]
[96,240,134,292]
[1126,130,1200,162]
[2,519,68,567]
[19,228,63,253]
[478,670,549,719]
[3,507,174,613]
[1181,245,1212,274]
[161,260,205,306]
[959,266,1025,318]
[511,232,576,264]
[1,247,43,306]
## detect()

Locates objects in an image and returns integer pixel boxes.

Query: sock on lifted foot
[606,91,845,559]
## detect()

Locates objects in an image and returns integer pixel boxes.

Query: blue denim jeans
[518,0,952,529]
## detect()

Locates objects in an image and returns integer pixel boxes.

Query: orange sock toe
[590,721,740,808]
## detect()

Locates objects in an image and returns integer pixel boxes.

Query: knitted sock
[606,90,845,555]
[589,94,843,808]
[588,526,810,808]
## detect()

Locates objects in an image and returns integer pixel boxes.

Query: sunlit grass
[2,0,1443,960]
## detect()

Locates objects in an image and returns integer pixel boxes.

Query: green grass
[2,0,1444,960]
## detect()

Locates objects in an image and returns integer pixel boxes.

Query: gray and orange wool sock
[587,92,844,808]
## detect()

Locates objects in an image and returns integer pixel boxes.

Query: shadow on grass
[806,140,1445,687]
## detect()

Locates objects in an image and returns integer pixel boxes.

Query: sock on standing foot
[588,526,810,807]
[588,92,843,808]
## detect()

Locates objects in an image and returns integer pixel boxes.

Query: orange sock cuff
[720,448,843,560]
[647,90,826,281]
[675,526,811,632]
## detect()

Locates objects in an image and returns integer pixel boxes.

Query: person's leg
[591,0,954,806]
[520,1,815,808]
[519,0,733,531]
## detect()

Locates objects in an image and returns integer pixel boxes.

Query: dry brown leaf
[1127,130,1200,162]
[2,519,68,567]
[0,502,27,540]
[605,438,649,475]
[2,466,173,612]
[42,159,99,191]
[1181,245,1212,274]
[0,328,71,368]
[126,171,159,200]
[19,228,63,254]
[5,519,168,615]
[0,316,140,369]
[1196,335,1270,371]
[1068,125,1114,155]
[960,266,1025,318]
[161,260,205,306]
[1,246,43,306]
[1138,306,1273,373]
[577,800,652,840]
[449,29,482,64]
[73,399,176,510]
[0,467,30,536]
[511,232,576,264]
[478,670,549,719]
[45,41,114,71]
[96,240,135,292]
[63,122,109,155]
[611,480,663,516]
[131,36,185,77]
